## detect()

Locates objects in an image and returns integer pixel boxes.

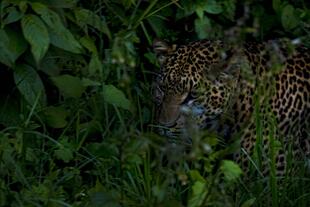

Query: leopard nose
[158,105,181,126]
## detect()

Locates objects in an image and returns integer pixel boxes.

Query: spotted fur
[153,39,310,176]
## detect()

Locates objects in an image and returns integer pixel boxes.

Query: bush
[0,0,309,206]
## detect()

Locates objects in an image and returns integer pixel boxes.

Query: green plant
[0,0,309,206]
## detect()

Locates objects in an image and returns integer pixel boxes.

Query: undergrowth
[0,0,309,206]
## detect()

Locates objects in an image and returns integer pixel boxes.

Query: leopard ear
[208,50,243,83]
[153,39,177,65]
[218,63,241,87]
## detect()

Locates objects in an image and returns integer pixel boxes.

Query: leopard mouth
[155,117,193,145]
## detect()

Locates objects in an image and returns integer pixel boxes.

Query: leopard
[152,38,310,176]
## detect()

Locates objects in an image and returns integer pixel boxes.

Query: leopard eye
[154,87,164,106]
[152,74,165,105]
[152,84,164,106]
[181,92,195,105]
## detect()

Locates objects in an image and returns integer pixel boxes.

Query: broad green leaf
[0,28,27,67]
[241,198,256,207]
[0,95,21,126]
[272,0,282,14]
[189,170,205,182]
[176,0,196,19]
[13,64,46,108]
[188,181,207,207]
[188,170,207,207]
[21,14,49,64]
[45,0,77,8]
[89,54,102,76]
[82,78,101,87]
[152,185,166,203]
[39,52,61,76]
[54,138,74,163]
[195,0,223,18]
[43,106,69,128]
[88,181,121,207]
[0,1,10,9]
[80,36,98,54]
[32,3,83,53]
[222,0,236,20]
[85,142,118,158]
[195,6,204,19]
[281,4,299,30]
[51,75,85,98]
[220,160,242,182]
[32,184,49,200]
[147,16,166,37]
[102,85,131,110]
[25,147,37,162]
[204,0,223,14]
[19,1,28,13]
[6,28,28,63]
[2,6,23,25]
[0,29,13,66]
[48,29,83,54]
[55,147,73,163]
[195,16,211,39]
[74,8,111,39]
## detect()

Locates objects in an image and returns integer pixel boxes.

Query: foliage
[0,0,309,206]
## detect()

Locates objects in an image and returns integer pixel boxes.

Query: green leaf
[51,75,85,98]
[48,30,83,54]
[241,198,256,207]
[55,147,73,163]
[176,0,196,19]
[39,52,61,76]
[89,54,102,76]
[281,4,299,30]
[147,16,166,37]
[14,64,46,108]
[45,0,77,8]
[272,0,282,14]
[21,14,49,64]
[188,170,207,207]
[0,28,27,67]
[222,0,236,20]
[82,78,101,87]
[25,147,37,162]
[2,6,23,25]
[204,0,223,14]
[85,142,118,158]
[32,184,50,200]
[6,28,28,63]
[0,29,13,66]
[188,181,207,207]
[189,170,205,182]
[80,36,98,54]
[220,160,242,182]
[54,137,74,163]
[0,94,21,126]
[195,5,205,19]
[195,16,211,39]
[88,181,121,207]
[74,8,111,39]
[195,0,224,18]
[19,1,28,13]
[32,3,83,53]
[43,106,69,128]
[89,190,121,207]
[102,85,131,110]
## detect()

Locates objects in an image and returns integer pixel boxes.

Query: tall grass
[236,62,310,207]
[0,0,309,206]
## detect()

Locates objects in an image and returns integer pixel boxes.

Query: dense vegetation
[0,0,309,206]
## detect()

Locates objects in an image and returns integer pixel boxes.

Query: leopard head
[152,40,240,141]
